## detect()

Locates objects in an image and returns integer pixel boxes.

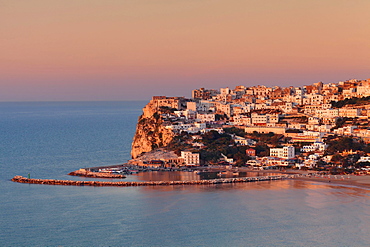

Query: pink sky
[1,0,369,101]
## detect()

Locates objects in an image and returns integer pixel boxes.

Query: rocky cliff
[131,101,175,159]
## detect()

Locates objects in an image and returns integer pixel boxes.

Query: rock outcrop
[128,148,179,165]
[131,101,175,159]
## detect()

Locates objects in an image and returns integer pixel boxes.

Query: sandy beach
[292,173,370,189]
[236,169,370,189]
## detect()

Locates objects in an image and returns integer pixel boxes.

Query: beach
[292,173,370,189]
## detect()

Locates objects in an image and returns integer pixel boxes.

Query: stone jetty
[68,169,126,179]
[11,175,293,187]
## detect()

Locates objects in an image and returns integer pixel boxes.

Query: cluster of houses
[145,78,370,169]
[130,150,201,168]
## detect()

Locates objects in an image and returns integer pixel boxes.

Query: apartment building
[152,96,185,110]
[251,113,279,125]
[181,151,200,166]
[196,113,215,122]
[338,108,361,118]
[270,146,295,159]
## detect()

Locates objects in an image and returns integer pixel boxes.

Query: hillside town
[131,78,370,174]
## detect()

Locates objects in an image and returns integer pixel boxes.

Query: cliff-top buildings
[133,78,370,170]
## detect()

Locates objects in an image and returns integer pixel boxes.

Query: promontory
[130,78,370,175]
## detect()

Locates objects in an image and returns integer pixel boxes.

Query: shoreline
[292,174,370,189]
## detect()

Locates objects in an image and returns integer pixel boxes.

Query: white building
[300,142,327,152]
[196,113,215,122]
[233,115,251,126]
[198,100,215,112]
[187,100,215,112]
[304,105,322,115]
[261,157,294,167]
[343,88,356,99]
[317,125,332,133]
[316,109,339,118]
[166,123,193,131]
[251,113,279,125]
[302,131,325,138]
[334,126,357,135]
[308,117,320,125]
[339,108,361,118]
[201,128,224,134]
[166,122,206,133]
[253,85,273,96]
[270,146,295,159]
[186,102,197,111]
[233,105,251,115]
[181,151,200,166]
[232,135,256,146]
[220,87,231,95]
[280,102,294,113]
[215,103,232,117]
[309,94,324,105]
[174,110,196,119]
[357,84,370,97]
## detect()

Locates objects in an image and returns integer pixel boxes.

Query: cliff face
[131,102,174,159]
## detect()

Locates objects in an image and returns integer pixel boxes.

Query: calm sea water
[1,101,370,247]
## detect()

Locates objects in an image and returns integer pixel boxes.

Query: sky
[1,0,369,101]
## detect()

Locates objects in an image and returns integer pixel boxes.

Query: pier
[11,175,293,187]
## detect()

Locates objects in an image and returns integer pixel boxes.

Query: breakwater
[11,175,292,187]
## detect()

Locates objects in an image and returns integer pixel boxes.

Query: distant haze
[1,0,369,101]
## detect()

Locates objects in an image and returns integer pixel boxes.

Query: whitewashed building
[300,142,327,152]
[270,146,295,159]
[181,151,200,166]
[196,113,215,122]
[339,108,361,118]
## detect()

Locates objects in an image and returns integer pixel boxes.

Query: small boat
[217,171,228,177]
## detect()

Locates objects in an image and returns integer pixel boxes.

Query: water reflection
[130,178,370,246]
[129,171,283,182]
[134,171,199,182]
[134,176,370,200]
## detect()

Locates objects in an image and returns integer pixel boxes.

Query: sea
[1,101,370,247]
